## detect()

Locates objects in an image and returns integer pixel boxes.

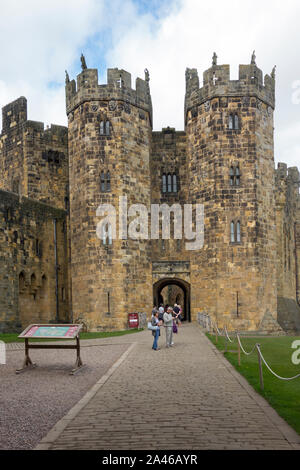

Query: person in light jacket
[163,307,179,348]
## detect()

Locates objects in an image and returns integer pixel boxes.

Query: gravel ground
[0,341,129,450]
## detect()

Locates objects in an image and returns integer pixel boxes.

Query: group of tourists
[150,303,183,351]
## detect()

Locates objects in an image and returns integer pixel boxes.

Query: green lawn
[0,328,143,343]
[206,333,300,435]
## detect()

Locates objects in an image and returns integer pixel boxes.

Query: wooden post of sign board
[70,336,85,375]
[16,338,37,374]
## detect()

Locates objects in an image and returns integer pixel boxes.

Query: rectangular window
[100,121,104,135]
[167,174,172,193]
[230,222,235,243]
[162,174,167,193]
[173,174,177,193]
[236,221,241,243]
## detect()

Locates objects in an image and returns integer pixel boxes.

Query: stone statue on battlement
[212,52,217,67]
[251,50,256,65]
[271,65,276,80]
[81,54,87,70]
[144,68,150,83]
[65,70,70,84]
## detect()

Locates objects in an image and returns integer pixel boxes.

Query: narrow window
[173,174,177,193]
[100,121,104,135]
[230,221,235,243]
[234,114,239,130]
[106,171,111,192]
[102,223,112,245]
[167,174,172,193]
[162,174,167,193]
[105,121,110,136]
[100,171,106,192]
[117,76,122,88]
[107,292,110,314]
[230,167,234,186]
[236,221,241,243]
[19,272,25,291]
[229,115,233,130]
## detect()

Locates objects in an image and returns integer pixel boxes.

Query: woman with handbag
[151,310,161,351]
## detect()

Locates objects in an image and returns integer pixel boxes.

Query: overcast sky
[0,0,299,169]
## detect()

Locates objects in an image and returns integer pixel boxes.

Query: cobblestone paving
[42,325,300,450]
[0,342,129,449]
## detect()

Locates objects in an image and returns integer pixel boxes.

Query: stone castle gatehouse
[0,53,299,333]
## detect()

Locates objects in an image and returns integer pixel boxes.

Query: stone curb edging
[34,342,137,450]
[198,326,300,449]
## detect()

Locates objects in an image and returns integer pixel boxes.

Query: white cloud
[0,0,106,127]
[0,0,299,170]
[108,0,300,169]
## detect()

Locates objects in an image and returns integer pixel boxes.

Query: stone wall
[150,128,189,263]
[185,60,279,331]
[67,67,153,331]
[275,164,300,332]
[0,97,69,210]
[0,190,69,332]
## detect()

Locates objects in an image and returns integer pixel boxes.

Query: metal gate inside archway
[153,278,191,322]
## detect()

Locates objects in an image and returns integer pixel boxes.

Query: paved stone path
[36,324,300,450]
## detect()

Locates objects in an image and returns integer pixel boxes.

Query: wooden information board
[16,324,85,375]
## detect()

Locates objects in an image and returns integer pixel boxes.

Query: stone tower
[185,54,279,330]
[66,61,153,330]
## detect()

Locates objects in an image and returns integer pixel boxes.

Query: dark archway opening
[153,278,191,322]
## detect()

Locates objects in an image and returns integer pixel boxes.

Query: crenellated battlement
[1,97,68,146]
[23,121,68,145]
[275,163,300,209]
[185,55,275,118]
[1,96,27,133]
[65,65,152,122]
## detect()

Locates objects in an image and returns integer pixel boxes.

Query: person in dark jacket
[173,304,182,326]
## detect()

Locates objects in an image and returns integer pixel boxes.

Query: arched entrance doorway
[153,278,191,322]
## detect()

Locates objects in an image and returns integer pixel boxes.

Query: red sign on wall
[128,313,139,329]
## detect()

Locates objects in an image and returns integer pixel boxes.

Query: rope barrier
[256,345,300,381]
[224,326,234,344]
[199,314,300,388]
[237,334,257,356]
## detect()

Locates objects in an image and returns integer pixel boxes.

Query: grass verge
[206,333,300,435]
[0,328,143,343]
